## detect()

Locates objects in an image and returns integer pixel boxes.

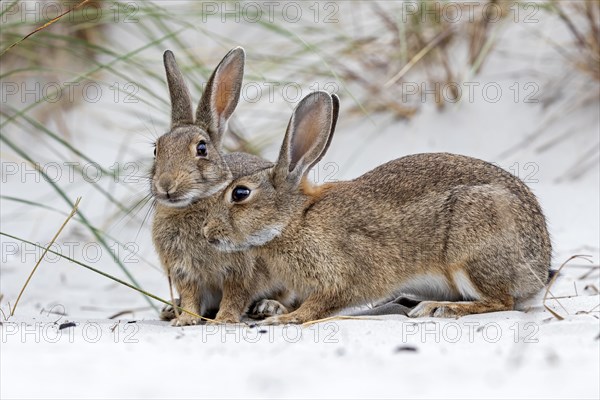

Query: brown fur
[203,91,552,324]
[151,48,292,325]
[300,178,334,198]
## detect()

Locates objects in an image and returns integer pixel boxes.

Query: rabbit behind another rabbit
[202,91,552,324]
[151,48,293,325]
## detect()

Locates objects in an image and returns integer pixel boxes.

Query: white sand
[1,265,599,399]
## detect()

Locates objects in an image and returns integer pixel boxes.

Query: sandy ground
[1,264,598,399]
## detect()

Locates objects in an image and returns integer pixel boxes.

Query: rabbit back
[296,152,551,302]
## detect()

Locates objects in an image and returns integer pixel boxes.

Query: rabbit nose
[157,176,175,195]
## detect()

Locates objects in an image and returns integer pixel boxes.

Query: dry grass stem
[543,254,594,320]
[0,0,93,57]
[10,197,82,316]
[168,272,181,320]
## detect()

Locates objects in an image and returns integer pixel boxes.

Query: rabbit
[202,90,553,324]
[151,48,294,326]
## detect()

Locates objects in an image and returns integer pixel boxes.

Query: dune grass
[1,231,206,321]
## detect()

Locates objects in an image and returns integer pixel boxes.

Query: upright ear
[307,93,339,171]
[195,47,245,147]
[163,50,194,128]
[273,91,334,185]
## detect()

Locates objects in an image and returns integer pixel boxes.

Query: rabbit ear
[163,50,194,128]
[273,91,334,185]
[196,47,245,147]
[307,93,339,171]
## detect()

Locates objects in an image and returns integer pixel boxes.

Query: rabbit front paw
[260,312,305,325]
[170,313,201,326]
[249,299,289,319]
[159,298,181,321]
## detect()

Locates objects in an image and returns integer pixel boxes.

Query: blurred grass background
[1,0,598,309]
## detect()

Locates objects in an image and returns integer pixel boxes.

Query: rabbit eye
[196,141,208,157]
[231,186,251,202]
[153,147,156,157]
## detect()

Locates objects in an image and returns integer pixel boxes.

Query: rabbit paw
[261,312,303,325]
[159,299,180,321]
[408,301,460,318]
[249,299,289,319]
[170,313,201,326]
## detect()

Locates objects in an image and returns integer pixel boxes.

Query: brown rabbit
[202,91,552,324]
[151,48,292,325]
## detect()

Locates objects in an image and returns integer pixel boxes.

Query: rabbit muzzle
[153,174,196,207]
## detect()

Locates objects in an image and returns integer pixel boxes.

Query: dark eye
[231,186,251,202]
[196,141,207,157]
[153,147,156,157]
